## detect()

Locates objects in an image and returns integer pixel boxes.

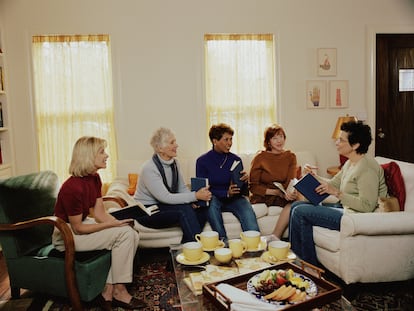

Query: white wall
[1,0,414,179]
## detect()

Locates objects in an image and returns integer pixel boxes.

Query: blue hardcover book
[191,177,209,207]
[230,160,249,196]
[293,173,329,205]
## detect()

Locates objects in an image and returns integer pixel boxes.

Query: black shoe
[112,297,147,310]
[93,294,112,311]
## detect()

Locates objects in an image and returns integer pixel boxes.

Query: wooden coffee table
[169,235,354,311]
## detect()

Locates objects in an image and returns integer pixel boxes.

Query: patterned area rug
[11,248,414,311]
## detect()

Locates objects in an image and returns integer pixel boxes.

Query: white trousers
[52,217,140,284]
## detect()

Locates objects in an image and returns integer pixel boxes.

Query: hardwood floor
[0,252,33,311]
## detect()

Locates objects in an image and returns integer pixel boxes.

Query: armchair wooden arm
[0,216,82,311]
[103,196,129,208]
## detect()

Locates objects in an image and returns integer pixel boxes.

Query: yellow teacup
[228,239,247,258]
[195,231,219,250]
[214,247,233,264]
[182,241,203,262]
[240,230,261,251]
[268,240,291,260]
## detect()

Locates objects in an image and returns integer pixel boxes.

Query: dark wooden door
[376,34,414,163]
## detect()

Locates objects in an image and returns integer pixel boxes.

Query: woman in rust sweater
[249,124,298,239]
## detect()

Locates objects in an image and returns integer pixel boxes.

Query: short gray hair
[150,127,175,152]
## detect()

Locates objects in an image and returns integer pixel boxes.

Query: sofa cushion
[381,161,406,211]
[313,226,340,252]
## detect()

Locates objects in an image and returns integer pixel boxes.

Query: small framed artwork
[329,80,349,108]
[306,80,327,109]
[317,48,337,76]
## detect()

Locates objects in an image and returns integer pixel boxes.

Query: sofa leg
[342,283,361,301]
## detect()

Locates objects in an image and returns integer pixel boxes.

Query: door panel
[376,34,414,163]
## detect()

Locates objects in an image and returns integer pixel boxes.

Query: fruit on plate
[253,268,310,302]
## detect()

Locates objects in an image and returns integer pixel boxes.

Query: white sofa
[103,151,317,248]
[313,156,414,284]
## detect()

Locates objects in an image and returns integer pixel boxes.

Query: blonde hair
[69,136,107,177]
[150,127,175,153]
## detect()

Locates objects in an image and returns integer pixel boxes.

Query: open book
[293,173,329,205]
[110,200,160,218]
[191,177,209,207]
[273,178,298,196]
[230,160,249,196]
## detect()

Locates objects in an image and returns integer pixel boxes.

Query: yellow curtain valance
[204,34,273,41]
[32,34,109,43]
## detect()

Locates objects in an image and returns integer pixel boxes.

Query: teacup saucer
[246,239,267,252]
[261,251,297,264]
[176,252,210,265]
[202,240,225,252]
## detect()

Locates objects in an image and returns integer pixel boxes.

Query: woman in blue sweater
[196,123,260,242]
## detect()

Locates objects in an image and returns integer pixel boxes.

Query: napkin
[216,283,277,311]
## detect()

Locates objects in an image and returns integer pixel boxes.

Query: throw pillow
[381,162,406,211]
[127,173,139,195]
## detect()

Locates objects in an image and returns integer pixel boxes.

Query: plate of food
[246,268,317,307]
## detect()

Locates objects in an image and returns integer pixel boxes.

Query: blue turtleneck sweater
[196,149,244,200]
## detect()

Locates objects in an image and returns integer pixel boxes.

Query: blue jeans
[135,203,204,243]
[207,195,260,242]
[289,201,343,266]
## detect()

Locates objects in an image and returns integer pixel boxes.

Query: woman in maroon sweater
[53,136,145,310]
[249,124,298,239]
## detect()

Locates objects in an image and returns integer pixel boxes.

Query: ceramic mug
[268,240,291,260]
[228,238,247,258]
[214,247,233,264]
[182,241,203,262]
[195,230,219,250]
[240,230,261,251]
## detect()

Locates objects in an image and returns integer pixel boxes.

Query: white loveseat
[313,156,414,284]
[104,151,317,248]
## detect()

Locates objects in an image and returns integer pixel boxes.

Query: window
[32,34,117,182]
[204,34,277,154]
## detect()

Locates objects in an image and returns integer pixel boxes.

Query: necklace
[219,154,228,168]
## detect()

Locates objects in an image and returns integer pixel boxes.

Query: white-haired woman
[133,127,211,243]
[53,136,145,310]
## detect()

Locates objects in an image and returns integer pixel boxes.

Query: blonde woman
[52,136,145,310]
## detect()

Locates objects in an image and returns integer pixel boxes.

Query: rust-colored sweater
[249,150,297,207]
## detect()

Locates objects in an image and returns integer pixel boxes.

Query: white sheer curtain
[204,34,277,154]
[32,34,117,183]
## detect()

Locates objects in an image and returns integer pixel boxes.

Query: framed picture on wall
[329,80,349,108]
[317,48,337,76]
[306,80,327,109]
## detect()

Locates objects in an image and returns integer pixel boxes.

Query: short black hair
[341,120,372,154]
[209,123,234,143]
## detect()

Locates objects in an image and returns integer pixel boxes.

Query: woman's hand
[239,170,249,182]
[303,164,318,176]
[285,189,298,201]
[227,183,241,197]
[196,187,212,201]
[316,182,339,197]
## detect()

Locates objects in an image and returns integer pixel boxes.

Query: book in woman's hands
[110,200,160,219]
[273,179,298,196]
[230,160,249,196]
[293,173,329,205]
[191,177,209,207]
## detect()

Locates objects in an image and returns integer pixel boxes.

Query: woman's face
[213,132,233,153]
[94,146,108,170]
[336,131,355,157]
[158,135,178,160]
[269,132,285,153]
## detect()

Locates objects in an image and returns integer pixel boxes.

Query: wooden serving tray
[202,261,342,311]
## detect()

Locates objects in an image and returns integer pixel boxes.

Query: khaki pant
[52,217,140,284]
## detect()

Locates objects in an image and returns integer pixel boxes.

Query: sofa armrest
[341,212,414,237]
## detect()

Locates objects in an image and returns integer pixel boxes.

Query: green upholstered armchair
[0,171,111,311]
